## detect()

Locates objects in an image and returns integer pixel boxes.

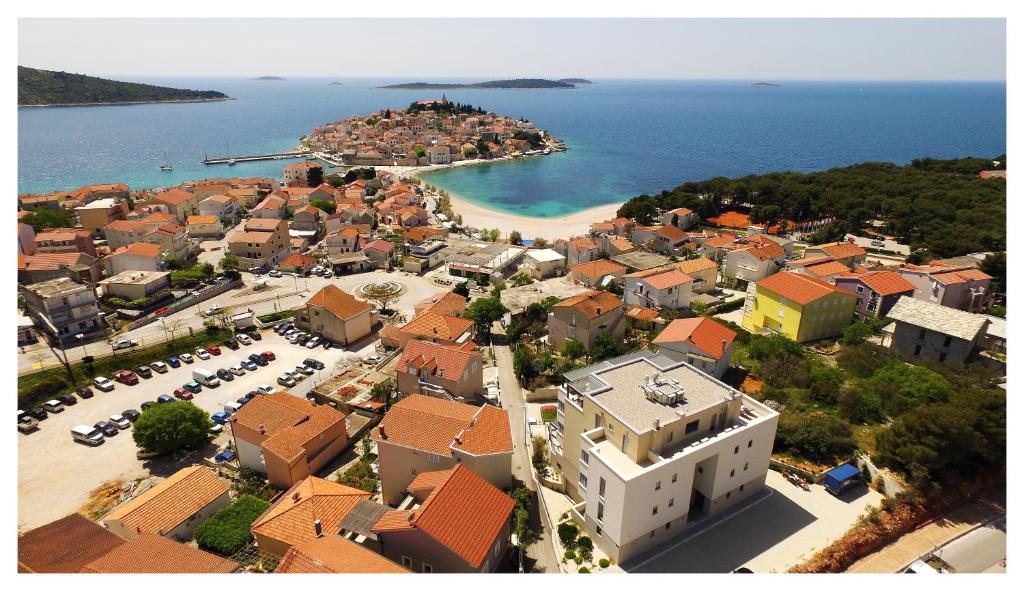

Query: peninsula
[381,78,575,89]
[17,66,230,107]
[303,96,563,168]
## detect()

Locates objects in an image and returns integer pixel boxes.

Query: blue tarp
[823,463,861,493]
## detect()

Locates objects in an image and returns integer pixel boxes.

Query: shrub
[776,411,856,462]
[836,343,897,378]
[194,495,271,555]
[578,566,591,573]
[747,334,803,360]
[564,548,576,560]
[132,402,213,454]
[574,555,583,565]
[599,558,611,569]
[338,459,378,493]
[840,322,874,345]
[577,535,594,560]
[557,521,579,548]
[257,310,294,323]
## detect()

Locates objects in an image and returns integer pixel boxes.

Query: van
[43,400,64,413]
[223,401,243,415]
[192,368,221,388]
[71,424,104,446]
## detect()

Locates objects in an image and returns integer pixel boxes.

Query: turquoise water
[18,78,1005,217]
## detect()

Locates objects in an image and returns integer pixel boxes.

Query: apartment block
[19,277,108,344]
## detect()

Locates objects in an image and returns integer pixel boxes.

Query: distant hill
[751,81,781,87]
[18,66,230,107]
[381,78,575,89]
[558,78,593,84]
[253,76,287,81]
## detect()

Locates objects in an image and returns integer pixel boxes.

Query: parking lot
[17,327,378,533]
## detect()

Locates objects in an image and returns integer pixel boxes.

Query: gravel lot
[17,328,377,532]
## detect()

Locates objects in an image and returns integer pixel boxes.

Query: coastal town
[15,125,1007,575]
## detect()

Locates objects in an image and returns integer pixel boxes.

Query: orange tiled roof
[186,215,219,225]
[417,291,466,317]
[152,188,194,207]
[400,311,474,341]
[568,236,599,250]
[843,270,916,296]
[279,252,316,267]
[373,395,512,457]
[737,241,785,261]
[654,224,689,242]
[553,290,623,319]
[641,269,694,290]
[653,317,736,359]
[816,241,867,259]
[18,252,92,272]
[18,514,125,573]
[706,211,752,228]
[609,238,635,252]
[756,271,856,305]
[275,536,409,573]
[804,260,852,279]
[704,234,739,248]
[103,467,227,536]
[625,304,659,322]
[373,465,515,569]
[103,220,148,233]
[307,284,372,320]
[245,218,284,232]
[674,256,717,274]
[251,477,370,547]
[35,227,90,242]
[81,534,238,573]
[398,340,480,382]
[571,259,627,280]
[110,242,162,258]
[140,212,175,225]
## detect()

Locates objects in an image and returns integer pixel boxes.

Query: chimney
[596,306,602,315]
[722,338,727,352]
[258,423,265,434]
[292,492,301,502]
[314,519,323,537]
[379,427,387,440]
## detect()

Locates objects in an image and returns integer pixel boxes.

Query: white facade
[624,275,693,310]
[724,249,784,282]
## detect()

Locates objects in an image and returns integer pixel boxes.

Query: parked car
[235,396,250,407]
[19,415,39,433]
[173,388,194,401]
[71,424,103,445]
[140,401,156,411]
[209,423,224,435]
[870,239,886,247]
[241,391,259,402]
[195,348,211,360]
[157,394,176,404]
[277,374,297,387]
[214,450,237,463]
[224,338,239,350]
[305,336,321,349]
[112,338,139,351]
[236,334,252,346]
[294,364,314,376]
[76,385,94,399]
[256,384,277,395]
[210,411,230,425]
[268,270,282,278]
[364,354,383,365]
[296,335,311,346]
[229,365,246,376]
[203,306,223,317]
[122,409,141,422]
[322,341,333,350]
[115,370,139,385]
[240,359,258,371]
[167,356,181,368]
[249,331,262,341]
[179,353,194,364]
[262,351,277,362]
[207,345,222,356]
[274,324,289,335]
[93,376,115,391]
[27,407,48,420]
[249,353,268,367]
[135,365,153,379]
[43,400,65,413]
[323,270,333,278]
[57,394,78,406]
[109,415,131,430]
[150,361,168,373]
[303,358,325,370]
[182,380,203,394]
[216,368,234,381]
[94,421,118,437]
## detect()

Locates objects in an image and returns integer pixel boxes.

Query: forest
[616,156,1006,258]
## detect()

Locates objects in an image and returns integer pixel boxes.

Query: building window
[913,344,922,356]
[652,506,658,515]
[579,474,588,490]
[740,484,745,492]
[943,336,952,347]
[665,522,671,530]
[422,563,433,573]
[918,328,927,340]
[580,451,589,466]
[599,477,606,498]
[428,453,442,463]
[697,466,703,474]
[667,431,674,443]
[748,440,753,448]
[655,481,661,491]
[671,473,677,483]
[727,492,732,499]
[685,420,699,434]
[856,285,864,293]
[730,469,735,477]
[597,503,604,522]
[734,445,739,455]
[668,498,674,507]
[939,352,947,362]
[596,526,602,536]
[744,462,749,471]
[401,556,413,569]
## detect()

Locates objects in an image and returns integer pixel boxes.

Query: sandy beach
[447,194,622,241]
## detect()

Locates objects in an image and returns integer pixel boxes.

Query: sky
[18,18,1006,81]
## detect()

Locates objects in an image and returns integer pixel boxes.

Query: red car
[261,351,276,362]
[173,387,194,400]
[207,345,222,356]
[115,370,139,385]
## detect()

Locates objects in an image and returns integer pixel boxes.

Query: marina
[202,149,311,165]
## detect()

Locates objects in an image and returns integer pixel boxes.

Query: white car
[150,361,168,373]
[294,364,314,376]
[364,354,383,365]
[304,336,320,349]
[209,424,224,434]
[323,270,333,278]
[93,376,115,391]
[179,353,194,363]
[195,348,211,360]
[268,270,282,278]
[112,338,139,351]
[109,415,131,430]
[256,384,277,395]
[236,334,253,345]
[277,374,297,387]
[229,365,246,376]
[203,306,223,317]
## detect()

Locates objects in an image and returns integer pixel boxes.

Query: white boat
[160,151,173,171]
[227,158,236,166]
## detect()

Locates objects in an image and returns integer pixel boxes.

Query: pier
[202,149,312,165]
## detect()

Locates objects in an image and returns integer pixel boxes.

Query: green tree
[509,230,523,245]
[132,402,213,454]
[562,339,586,360]
[513,345,537,383]
[21,208,76,231]
[747,334,804,360]
[592,331,621,360]
[841,321,874,345]
[776,411,856,462]
[194,495,270,555]
[306,165,324,187]
[464,295,508,340]
[557,521,580,548]
[979,251,1006,294]
[218,254,239,272]
[310,199,336,214]
[452,282,470,298]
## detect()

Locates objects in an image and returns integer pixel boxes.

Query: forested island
[18,66,230,106]
[381,78,575,89]
[252,76,286,80]
[558,78,593,84]
[616,156,1007,258]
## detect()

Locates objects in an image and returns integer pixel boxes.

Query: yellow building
[741,271,856,342]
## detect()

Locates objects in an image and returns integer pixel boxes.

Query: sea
[18,78,1006,217]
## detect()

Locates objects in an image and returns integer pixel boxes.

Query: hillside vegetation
[617,156,1006,258]
[18,66,229,106]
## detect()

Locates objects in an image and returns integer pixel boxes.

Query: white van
[223,401,243,415]
[43,400,64,413]
[71,425,104,446]
[192,368,221,388]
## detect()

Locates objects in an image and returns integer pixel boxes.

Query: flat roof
[525,248,566,263]
[499,276,591,316]
[98,270,170,286]
[611,250,672,271]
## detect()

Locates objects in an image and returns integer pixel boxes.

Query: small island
[381,78,575,90]
[252,76,287,81]
[558,78,593,84]
[17,66,230,107]
[328,81,344,86]
[751,81,781,87]
[304,96,563,167]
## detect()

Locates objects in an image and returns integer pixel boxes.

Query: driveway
[622,470,883,573]
[18,328,377,532]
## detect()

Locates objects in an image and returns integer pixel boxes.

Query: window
[599,477,606,497]
[748,440,753,448]
[622,433,628,452]
[730,469,735,477]
[726,491,732,499]
[665,522,671,530]
[943,336,952,347]
[668,498,674,507]
[671,473,677,483]
[856,285,864,294]
[579,474,588,489]
[580,451,589,466]
[734,446,739,455]
[697,466,703,474]
[744,462,749,471]
[740,484,745,492]
[913,344,922,356]
[401,556,413,569]
[685,420,699,434]
[596,526,603,536]
[667,431,674,443]
[918,328,927,340]
[428,453,442,463]
[777,309,784,318]
[422,564,433,573]
[939,352,947,362]
[652,506,658,515]
[597,502,604,522]
[655,481,661,491]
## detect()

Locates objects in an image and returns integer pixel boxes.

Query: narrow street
[492,334,561,573]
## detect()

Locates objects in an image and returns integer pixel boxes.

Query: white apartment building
[549,351,779,563]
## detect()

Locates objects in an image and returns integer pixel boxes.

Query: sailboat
[160,151,173,171]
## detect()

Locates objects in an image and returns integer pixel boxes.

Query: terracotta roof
[18,252,93,272]
[571,259,627,280]
[787,255,832,266]
[397,340,480,382]
[815,241,867,259]
[674,256,718,274]
[417,291,467,317]
[568,236,599,250]
[706,211,753,228]
[103,466,228,536]
[201,193,235,203]
[279,252,316,267]
[400,311,474,341]
[103,220,148,233]
[154,223,184,235]
[654,224,689,242]
[804,260,853,279]
[625,304,659,322]
[233,393,347,464]
[110,242,162,258]
[738,241,785,261]
[756,271,856,306]
[35,227,90,242]
[372,395,512,457]
[152,188,194,207]
[275,535,409,573]
[306,284,372,320]
[364,238,395,253]
[404,226,444,242]
[251,477,370,547]
[841,270,916,296]
[553,290,623,319]
[653,317,736,359]
[704,234,739,248]
[609,238,635,252]
[18,514,125,573]
[407,469,456,494]
[245,218,285,232]
[668,207,693,216]
[373,465,515,568]
[140,212,175,225]
[81,534,238,573]
[186,215,220,225]
[640,269,694,290]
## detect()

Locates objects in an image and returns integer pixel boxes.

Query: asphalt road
[17,327,377,533]
[934,516,1007,573]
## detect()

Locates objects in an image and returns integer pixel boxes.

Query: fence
[121,278,243,333]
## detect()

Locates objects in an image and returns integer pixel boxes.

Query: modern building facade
[19,277,107,344]
[741,271,857,342]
